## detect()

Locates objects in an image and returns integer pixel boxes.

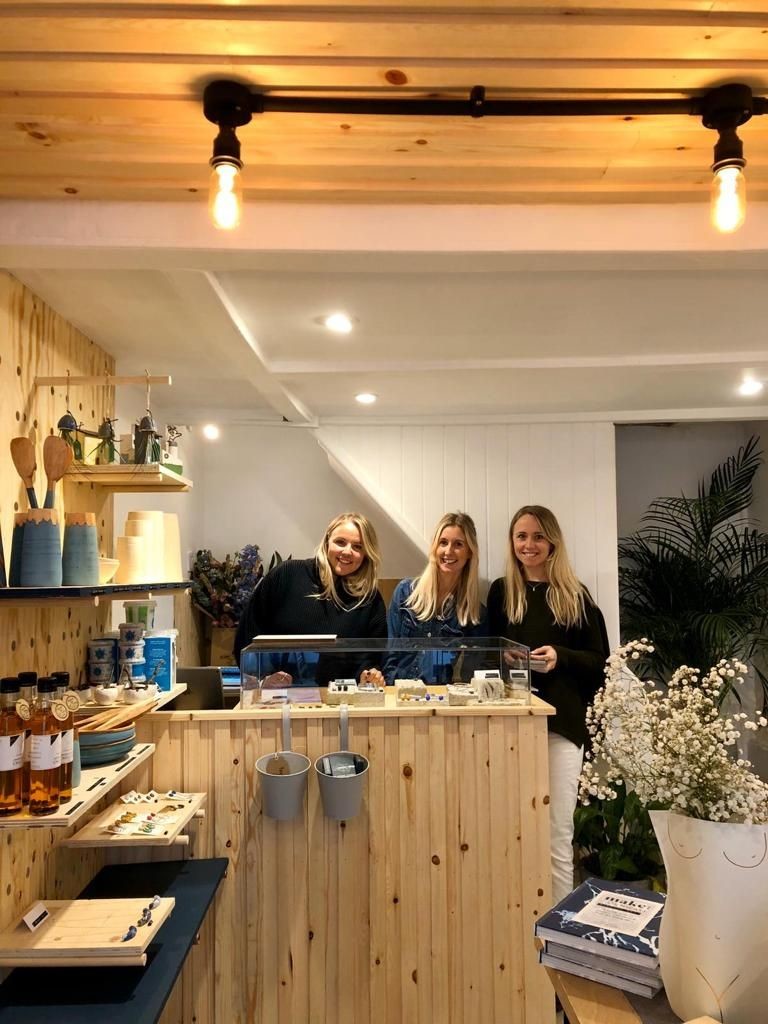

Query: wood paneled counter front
[131,693,555,1024]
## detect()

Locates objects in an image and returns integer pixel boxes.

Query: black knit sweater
[233,558,387,674]
[486,578,609,748]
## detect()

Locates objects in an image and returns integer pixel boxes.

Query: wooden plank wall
[0,270,116,933]
[132,708,554,1024]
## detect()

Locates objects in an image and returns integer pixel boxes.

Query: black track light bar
[203,81,767,124]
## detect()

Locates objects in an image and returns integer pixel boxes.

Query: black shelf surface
[0,581,189,601]
[0,858,227,1023]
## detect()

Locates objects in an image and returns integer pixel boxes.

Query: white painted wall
[616,420,768,540]
[195,424,424,579]
[318,421,620,643]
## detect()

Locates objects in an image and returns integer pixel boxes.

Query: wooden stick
[34,375,171,387]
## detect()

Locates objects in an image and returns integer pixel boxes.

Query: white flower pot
[651,810,768,1024]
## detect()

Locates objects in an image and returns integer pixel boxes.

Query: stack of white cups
[113,510,184,584]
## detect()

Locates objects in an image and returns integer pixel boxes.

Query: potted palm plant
[619,435,768,703]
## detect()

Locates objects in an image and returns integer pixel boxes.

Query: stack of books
[535,878,665,998]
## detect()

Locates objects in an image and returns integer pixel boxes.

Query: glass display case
[239,635,531,708]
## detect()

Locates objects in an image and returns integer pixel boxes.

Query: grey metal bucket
[256,705,310,821]
[315,704,369,821]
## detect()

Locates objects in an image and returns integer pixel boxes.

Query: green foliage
[619,436,768,701]
[573,783,665,886]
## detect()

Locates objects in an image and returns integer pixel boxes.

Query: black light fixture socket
[203,80,254,129]
[210,124,242,170]
[702,84,753,171]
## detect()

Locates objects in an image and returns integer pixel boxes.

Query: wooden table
[546,968,718,1024]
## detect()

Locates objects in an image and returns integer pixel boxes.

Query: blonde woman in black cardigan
[487,505,609,905]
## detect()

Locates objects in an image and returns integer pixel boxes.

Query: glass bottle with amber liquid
[0,677,24,816]
[29,677,62,816]
[17,670,37,804]
[52,671,74,802]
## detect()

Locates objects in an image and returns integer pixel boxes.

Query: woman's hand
[360,667,385,688]
[262,671,293,689]
[530,646,557,673]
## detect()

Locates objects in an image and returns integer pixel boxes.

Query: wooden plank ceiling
[1,1,768,205]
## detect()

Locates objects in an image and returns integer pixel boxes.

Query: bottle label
[51,700,69,723]
[0,734,24,772]
[61,728,74,765]
[31,733,62,771]
[15,699,31,722]
[63,692,81,712]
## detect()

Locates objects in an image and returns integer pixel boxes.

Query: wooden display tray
[76,683,186,714]
[0,743,155,829]
[62,791,207,848]
[0,897,175,968]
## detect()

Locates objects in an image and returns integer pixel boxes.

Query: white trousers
[548,732,584,907]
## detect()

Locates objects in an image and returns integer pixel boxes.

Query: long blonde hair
[407,512,481,627]
[314,512,381,609]
[504,505,585,628]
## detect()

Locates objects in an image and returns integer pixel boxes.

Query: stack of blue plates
[79,725,136,766]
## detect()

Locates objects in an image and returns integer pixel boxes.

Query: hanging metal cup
[315,704,369,821]
[255,704,310,821]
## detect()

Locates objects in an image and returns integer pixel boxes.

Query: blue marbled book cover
[535,878,665,968]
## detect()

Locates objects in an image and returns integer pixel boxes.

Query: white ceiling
[6,202,768,426]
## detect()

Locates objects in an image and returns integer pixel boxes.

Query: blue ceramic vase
[9,513,26,586]
[20,510,62,587]
[62,513,99,586]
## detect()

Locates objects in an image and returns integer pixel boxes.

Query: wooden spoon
[10,437,38,508]
[42,435,74,508]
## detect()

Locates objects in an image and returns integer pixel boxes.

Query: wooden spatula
[43,435,74,508]
[10,437,38,508]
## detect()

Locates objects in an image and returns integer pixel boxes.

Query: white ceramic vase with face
[650,810,768,1024]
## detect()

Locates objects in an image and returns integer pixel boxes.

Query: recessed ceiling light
[323,312,354,334]
[202,423,221,440]
[355,392,377,405]
[738,377,764,397]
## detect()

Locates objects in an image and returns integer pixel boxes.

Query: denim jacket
[385,578,487,683]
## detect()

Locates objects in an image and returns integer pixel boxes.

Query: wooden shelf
[0,581,189,608]
[0,743,155,829]
[62,791,206,848]
[64,463,192,492]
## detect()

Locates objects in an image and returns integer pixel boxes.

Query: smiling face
[512,513,553,579]
[327,521,366,577]
[435,525,471,586]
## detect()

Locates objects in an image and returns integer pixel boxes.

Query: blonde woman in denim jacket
[386,512,486,682]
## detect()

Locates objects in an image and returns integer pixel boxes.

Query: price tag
[23,901,50,932]
[63,692,81,712]
[15,698,31,722]
[51,700,69,722]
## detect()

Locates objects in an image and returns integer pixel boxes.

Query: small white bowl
[124,683,158,703]
[92,684,123,705]
[98,557,120,584]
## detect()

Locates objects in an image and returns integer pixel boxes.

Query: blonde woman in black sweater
[487,505,608,905]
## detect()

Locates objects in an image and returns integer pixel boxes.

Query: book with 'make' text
[534,878,665,970]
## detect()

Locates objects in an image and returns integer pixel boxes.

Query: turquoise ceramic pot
[62,520,99,586]
[20,512,62,587]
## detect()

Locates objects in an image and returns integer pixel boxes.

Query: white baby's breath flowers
[579,640,768,824]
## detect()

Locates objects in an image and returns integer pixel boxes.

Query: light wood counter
[546,968,718,1024]
[128,694,555,1024]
